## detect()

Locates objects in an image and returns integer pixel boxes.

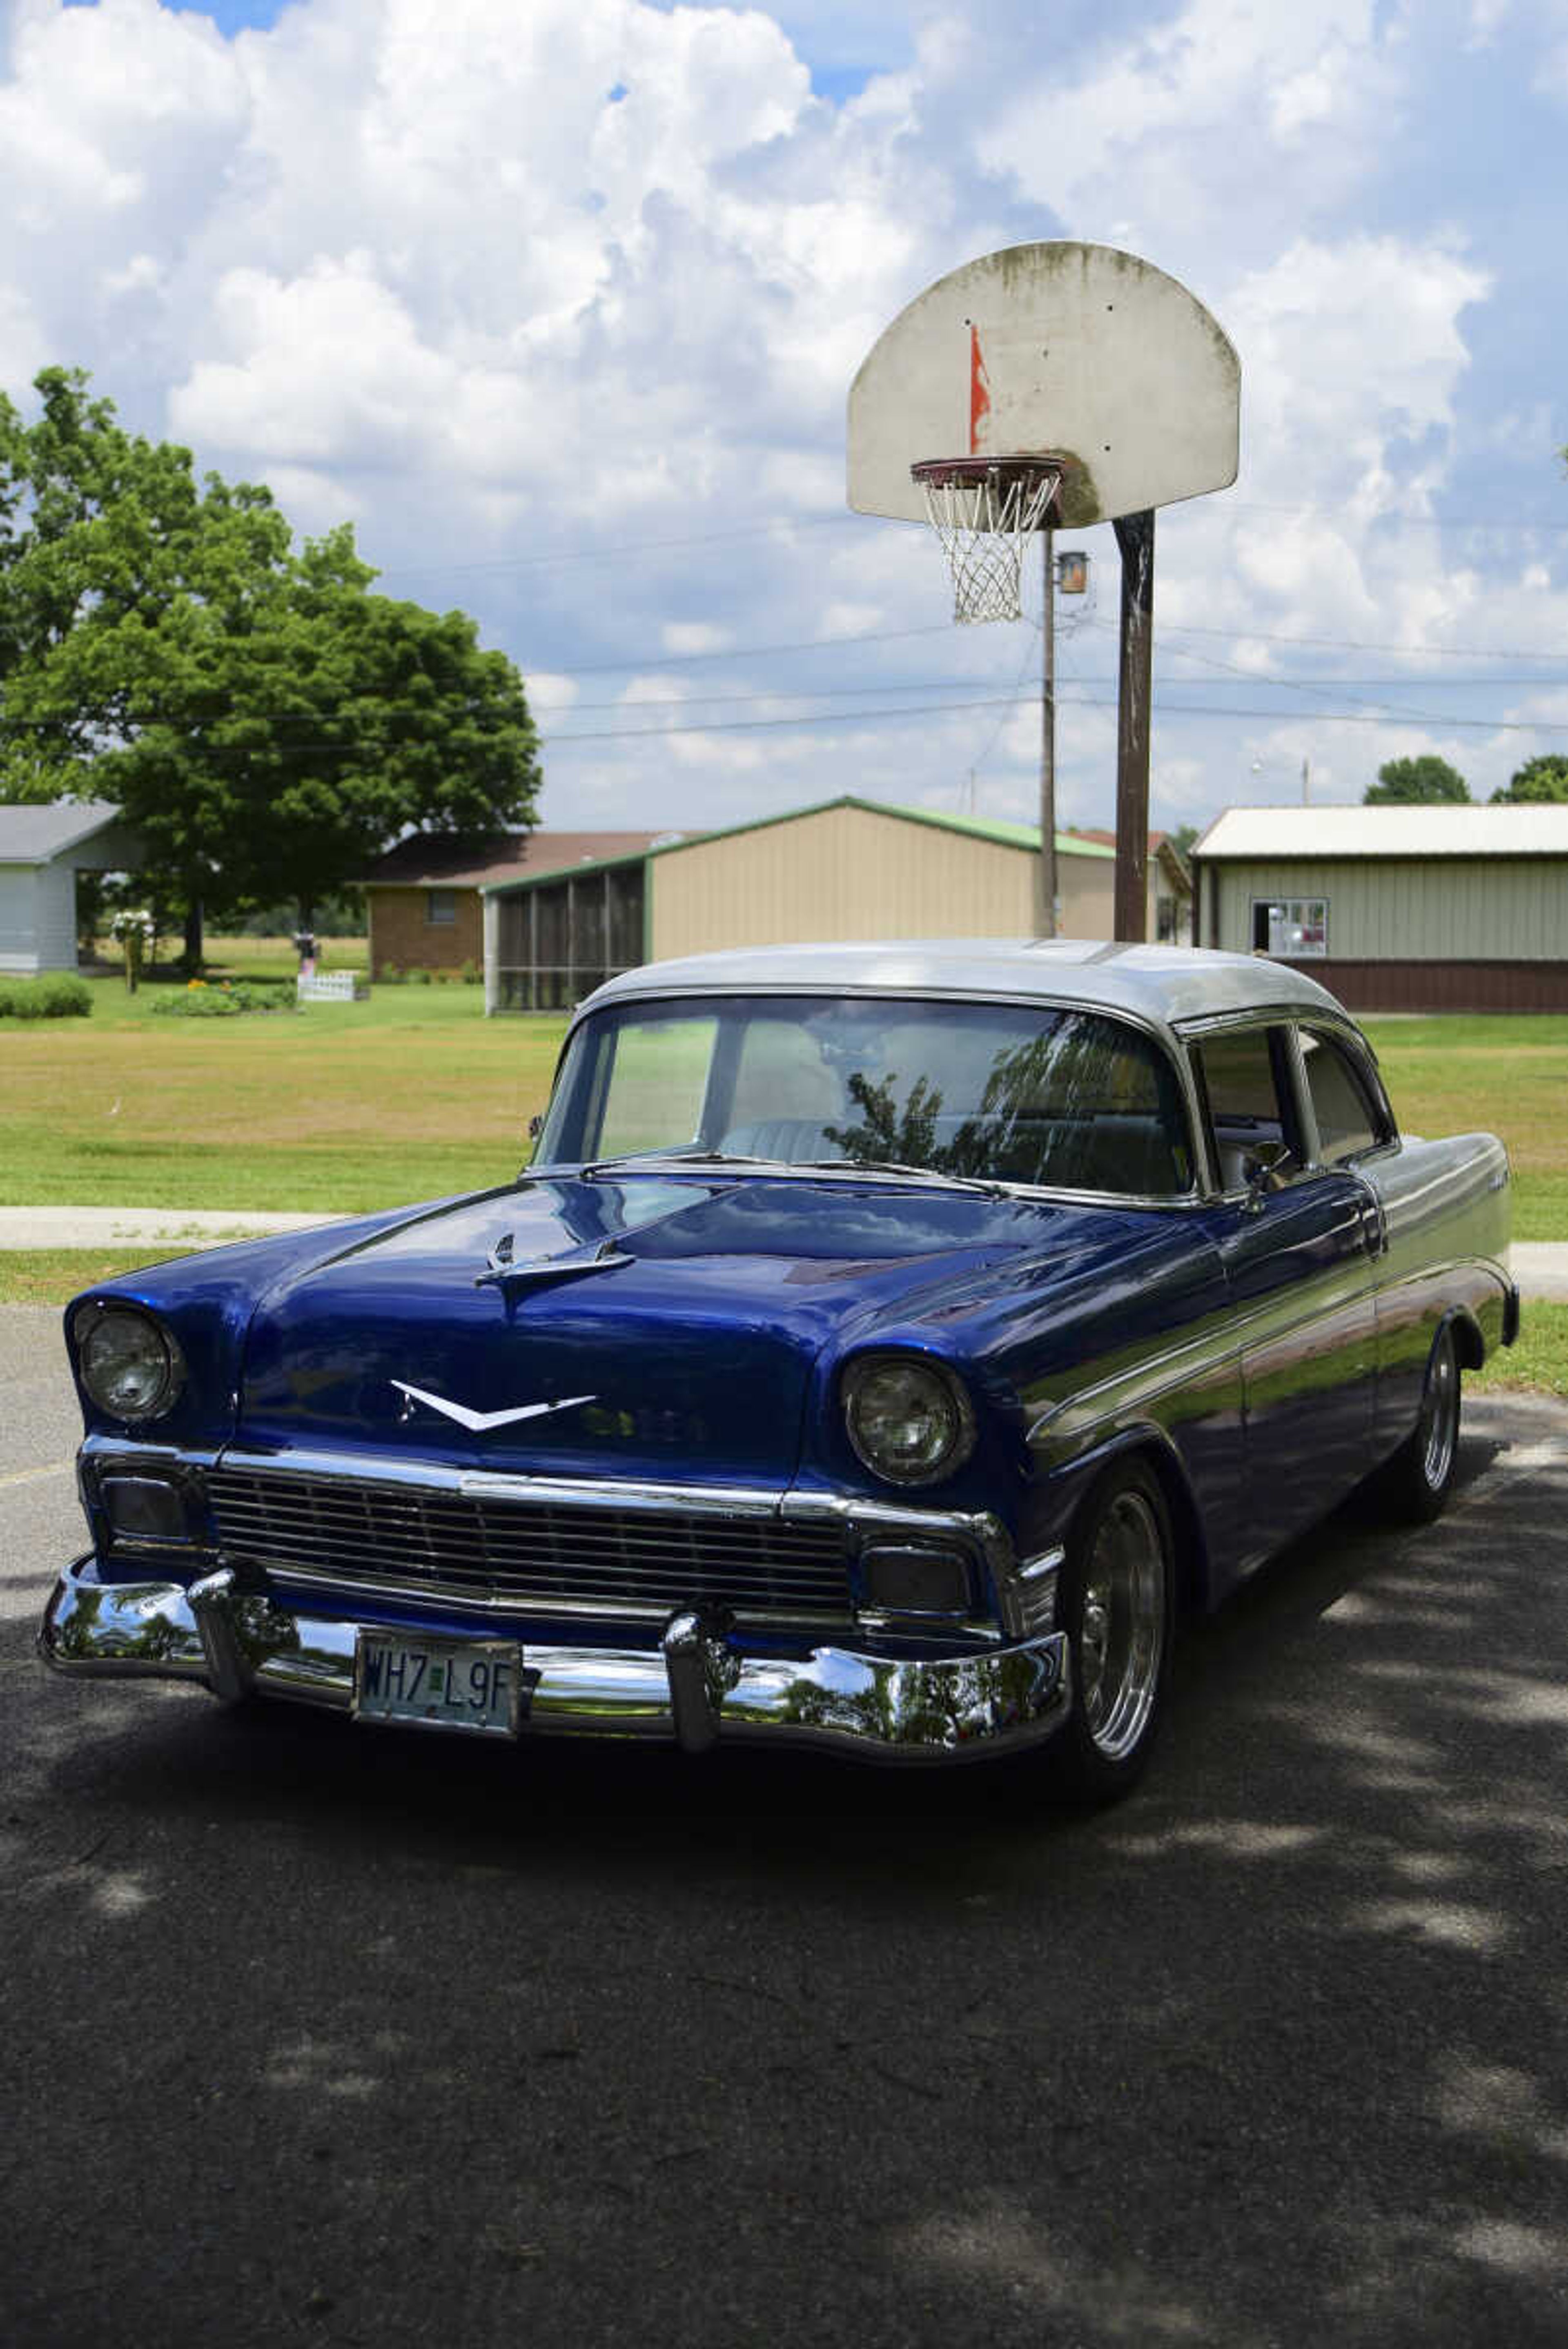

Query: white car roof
[582,938,1347,1035]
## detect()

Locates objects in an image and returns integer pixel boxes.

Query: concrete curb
[0,1206,333,1248]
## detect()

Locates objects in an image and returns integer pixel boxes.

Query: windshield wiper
[577,1147,782,1178]
[793,1158,1008,1200]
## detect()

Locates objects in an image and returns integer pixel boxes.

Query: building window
[1251,897,1327,959]
[426,888,458,926]
[1156,893,1177,942]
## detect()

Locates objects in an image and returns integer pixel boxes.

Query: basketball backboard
[847,241,1239,530]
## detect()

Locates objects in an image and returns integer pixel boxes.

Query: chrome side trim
[40,1558,1071,1768]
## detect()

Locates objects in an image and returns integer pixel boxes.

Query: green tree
[0,367,541,959]
[1364,755,1470,804]
[1491,754,1568,804]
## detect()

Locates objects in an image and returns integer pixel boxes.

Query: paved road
[4,1307,1567,2349]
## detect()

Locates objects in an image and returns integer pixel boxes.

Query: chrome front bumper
[40,1556,1072,1766]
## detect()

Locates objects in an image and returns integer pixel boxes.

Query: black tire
[1052,1458,1175,1804]
[1377,1320,1461,1525]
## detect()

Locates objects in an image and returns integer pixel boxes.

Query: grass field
[1361,1016,1568,1245]
[4,982,1564,1232]
[103,932,372,982]
[1,966,561,1210]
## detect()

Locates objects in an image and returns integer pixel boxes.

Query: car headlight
[842,1352,977,1487]
[72,1303,185,1423]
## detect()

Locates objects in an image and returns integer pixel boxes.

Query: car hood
[233,1171,1132,1486]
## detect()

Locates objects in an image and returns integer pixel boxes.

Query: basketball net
[914,461,1062,625]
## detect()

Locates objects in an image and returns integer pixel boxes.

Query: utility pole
[1036,527,1058,937]
[1112,510,1154,942]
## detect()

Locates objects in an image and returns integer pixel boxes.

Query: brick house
[360,829,659,975]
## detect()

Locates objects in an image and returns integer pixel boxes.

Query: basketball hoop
[911,456,1065,625]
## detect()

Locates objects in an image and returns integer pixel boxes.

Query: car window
[595,1014,717,1158]
[541,996,1195,1194]
[1299,1028,1386,1164]
[1192,1026,1298,1192]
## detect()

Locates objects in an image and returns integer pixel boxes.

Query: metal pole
[1111,509,1155,942]
[1036,528,1058,937]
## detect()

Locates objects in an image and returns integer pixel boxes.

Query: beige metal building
[1192,804,1568,1010]
[482,796,1147,1011]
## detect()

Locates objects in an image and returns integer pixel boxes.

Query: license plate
[354,1633,525,1739]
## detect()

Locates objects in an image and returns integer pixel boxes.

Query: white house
[0,801,145,974]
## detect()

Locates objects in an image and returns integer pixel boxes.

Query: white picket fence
[296,971,367,1002]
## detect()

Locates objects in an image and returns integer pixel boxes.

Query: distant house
[481,795,1123,1011]
[1064,828,1194,944]
[359,829,660,975]
[1191,804,1568,1011]
[0,800,145,974]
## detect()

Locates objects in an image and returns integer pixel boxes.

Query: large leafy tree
[1364,754,1470,804]
[0,367,540,957]
[1491,753,1568,803]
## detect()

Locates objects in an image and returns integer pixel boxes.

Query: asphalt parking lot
[3,1303,1567,2349]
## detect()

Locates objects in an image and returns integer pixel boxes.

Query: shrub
[405,966,433,986]
[460,960,482,986]
[149,980,296,1018]
[0,973,94,1019]
[377,961,403,984]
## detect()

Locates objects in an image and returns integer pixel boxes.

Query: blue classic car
[41,940,1518,1799]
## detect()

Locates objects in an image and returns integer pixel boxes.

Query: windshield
[536,995,1194,1197]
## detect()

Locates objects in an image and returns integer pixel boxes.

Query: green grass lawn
[1,962,566,1211]
[1363,1015,1568,1243]
[101,931,371,982]
[1472,1300,1568,1400]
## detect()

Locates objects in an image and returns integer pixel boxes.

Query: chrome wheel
[1419,1326,1459,1493]
[1075,1486,1168,1763]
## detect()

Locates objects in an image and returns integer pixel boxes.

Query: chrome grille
[205,1468,853,1624]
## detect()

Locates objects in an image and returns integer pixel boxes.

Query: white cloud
[661,621,730,654]
[0,0,1564,837]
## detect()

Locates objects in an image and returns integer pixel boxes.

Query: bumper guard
[40,1556,1071,1767]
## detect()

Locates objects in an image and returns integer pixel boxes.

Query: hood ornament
[476,1231,633,1294]
[392,1381,596,1433]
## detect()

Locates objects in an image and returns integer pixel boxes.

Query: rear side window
[1300,1029,1388,1164]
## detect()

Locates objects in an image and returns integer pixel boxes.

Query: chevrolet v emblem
[391,1381,595,1433]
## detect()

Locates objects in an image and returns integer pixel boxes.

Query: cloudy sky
[3,0,1566,840]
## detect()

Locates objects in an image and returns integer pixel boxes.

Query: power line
[541,692,1568,747]
[7,684,1561,759]
[534,621,957,674]
[375,513,860,578]
[369,493,1568,584]
[1137,618,1568,663]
